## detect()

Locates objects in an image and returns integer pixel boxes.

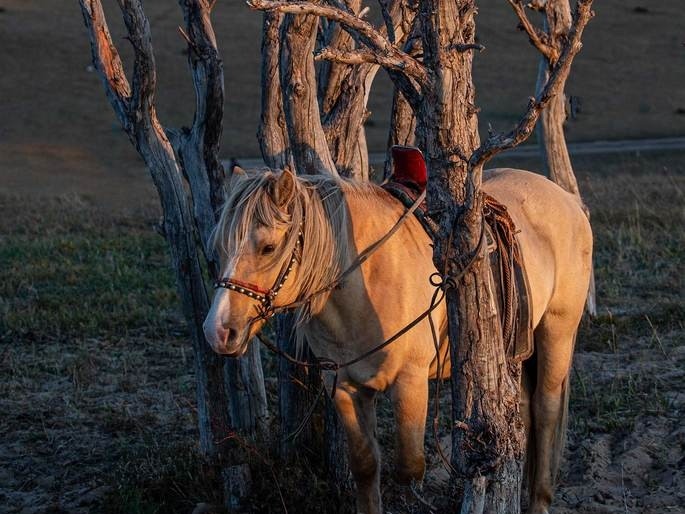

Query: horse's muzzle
[203,318,246,356]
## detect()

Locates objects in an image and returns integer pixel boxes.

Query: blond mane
[211,168,383,329]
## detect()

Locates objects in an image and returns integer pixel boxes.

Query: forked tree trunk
[79,1,267,509]
[535,0,597,316]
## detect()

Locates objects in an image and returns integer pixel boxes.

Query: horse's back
[483,168,593,327]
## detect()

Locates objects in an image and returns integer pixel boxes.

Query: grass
[1,151,684,513]
[0,196,179,340]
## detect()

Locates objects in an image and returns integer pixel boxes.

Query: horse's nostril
[225,328,237,344]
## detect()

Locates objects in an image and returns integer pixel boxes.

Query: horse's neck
[343,189,406,260]
[303,190,406,353]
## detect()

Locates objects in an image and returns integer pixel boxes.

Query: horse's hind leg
[528,316,577,514]
[333,383,381,514]
[390,368,429,485]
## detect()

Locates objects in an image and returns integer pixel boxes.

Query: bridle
[213,189,427,323]
[213,229,303,315]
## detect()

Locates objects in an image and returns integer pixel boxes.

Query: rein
[256,219,487,397]
[255,222,486,455]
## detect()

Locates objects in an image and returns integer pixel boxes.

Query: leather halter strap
[213,231,303,311]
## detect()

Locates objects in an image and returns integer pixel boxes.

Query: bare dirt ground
[1,0,684,209]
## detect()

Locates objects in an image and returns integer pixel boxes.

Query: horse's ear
[227,165,246,187]
[270,167,296,208]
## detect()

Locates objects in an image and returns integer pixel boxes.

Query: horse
[203,166,593,514]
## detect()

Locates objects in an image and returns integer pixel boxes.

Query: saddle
[383,146,534,362]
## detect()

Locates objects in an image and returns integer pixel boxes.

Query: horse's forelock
[212,170,297,268]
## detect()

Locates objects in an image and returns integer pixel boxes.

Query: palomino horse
[203,166,592,514]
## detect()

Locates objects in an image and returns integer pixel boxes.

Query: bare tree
[257,1,420,487]
[249,1,594,513]
[510,0,597,315]
[79,0,267,507]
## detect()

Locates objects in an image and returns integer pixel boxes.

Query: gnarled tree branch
[316,47,383,66]
[470,0,593,169]
[248,0,428,107]
[507,0,558,62]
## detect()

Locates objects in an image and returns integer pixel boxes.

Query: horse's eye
[261,244,276,256]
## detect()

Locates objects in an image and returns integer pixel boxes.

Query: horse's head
[203,167,303,356]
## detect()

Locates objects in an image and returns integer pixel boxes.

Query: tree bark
[258,11,293,170]
[280,12,338,176]
[79,1,267,509]
[384,89,417,179]
[414,2,525,511]
[317,0,373,180]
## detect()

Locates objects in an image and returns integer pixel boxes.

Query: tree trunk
[319,0,417,180]
[317,0,373,180]
[535,0,596,316]
[384,89,417,179]
[258,12,293,170]
[80,1,268,509]
[323,64,377,179]
[417,1,525,511]
[261,6,350,488]
[280,12,338,176]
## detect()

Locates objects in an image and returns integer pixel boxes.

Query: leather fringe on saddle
[483,194,534,362]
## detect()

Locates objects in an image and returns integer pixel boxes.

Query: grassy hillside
[0,0,684,208]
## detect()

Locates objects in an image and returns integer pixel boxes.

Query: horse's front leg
[390,368,429,485]
[333,382,381,514]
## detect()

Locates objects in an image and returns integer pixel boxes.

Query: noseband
[213,229,303,315]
